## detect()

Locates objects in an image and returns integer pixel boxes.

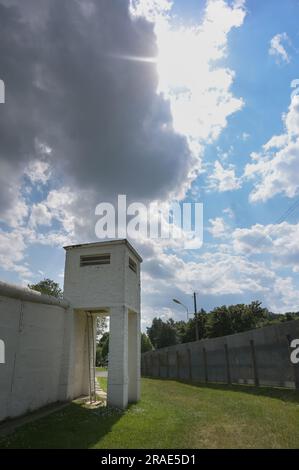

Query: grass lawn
[97,376,107,392]
[0,378,299,449]
[96,367,107,372]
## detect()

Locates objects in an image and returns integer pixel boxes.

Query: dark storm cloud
[0,0,193,220]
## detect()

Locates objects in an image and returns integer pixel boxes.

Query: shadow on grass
[0,401,131,449]
[144,376,299,404]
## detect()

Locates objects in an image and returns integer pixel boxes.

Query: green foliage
[96,346,103,367]
[174,310,207,343]
[204,301,270,338]
[96,332,109,366]
[141,333,154,353]
[96,331,154,364]
[146,301,299,348]
[28,278,63,299]
[96,316,108,339]
[147,317,179,349]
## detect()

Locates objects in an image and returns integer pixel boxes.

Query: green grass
[97,376,107,393]
[1,379,299,449]
[96,367,107,372]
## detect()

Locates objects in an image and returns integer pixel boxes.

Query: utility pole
[193,292,199,341]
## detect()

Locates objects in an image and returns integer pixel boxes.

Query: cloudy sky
[1,0,299,329]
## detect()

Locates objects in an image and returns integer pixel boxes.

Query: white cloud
[29,203,53,228]
[269,32,291,64]
[232,221,299,272]
[263,134,289,151]
[223,207,235,219]
[270,276,299,312]
[0,229,32,279]
[25,160,51,185]
[130,0,172,21]
[208,217,229,238]
[152,0,246,144]
[139,217,299,324]
[2,0,273,322]
[27,186,90,241]
[241,132,250,141]
[0,160,29,228]
[245,94,299,202]
[141,241,276,302]
[208,160,241,192]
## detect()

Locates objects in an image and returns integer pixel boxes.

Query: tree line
[27,281,299,358]
[145,301,299,350]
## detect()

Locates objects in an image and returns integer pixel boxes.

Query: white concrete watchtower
[63,239,142,409]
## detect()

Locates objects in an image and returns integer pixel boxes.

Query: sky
[0,0,299,330]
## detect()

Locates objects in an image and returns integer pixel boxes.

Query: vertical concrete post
[145,355,149,376]
[250,339,259,387]
[80,314,91,396]
[224,344,231,384]
[203,347,208,383]
[187,348,192,381]
[57,306,74,401]
[158,353,161,377]
[166,351,169,378]
[176,350,180,379]
[286,335,299,390]
[150,354,154,377]
[107,305,128,409]
[128,311,140,402]
[148,355,151,376]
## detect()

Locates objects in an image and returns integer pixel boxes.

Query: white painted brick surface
[0,294,69,421]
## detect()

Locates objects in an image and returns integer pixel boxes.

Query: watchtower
[63,239,142,409]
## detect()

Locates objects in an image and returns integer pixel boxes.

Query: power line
[207,195,299,288]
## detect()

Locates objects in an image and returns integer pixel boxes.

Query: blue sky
[0,0,299,328]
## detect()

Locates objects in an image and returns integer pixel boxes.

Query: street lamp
[173,295,200,341]
[172,298,189,321]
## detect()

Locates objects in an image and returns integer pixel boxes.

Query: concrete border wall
[0,282,72,422]
[141,320,299,389]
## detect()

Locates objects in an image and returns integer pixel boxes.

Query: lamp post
[193,292,199,341]
[172,298,189,321]
[173,294,200,341]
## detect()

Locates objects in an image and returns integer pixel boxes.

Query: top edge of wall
[143,318,299,354]
[0,280,70,309]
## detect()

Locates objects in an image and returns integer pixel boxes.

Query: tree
[141,333,154,353]
[206,305,232,338]
[174,318,199,343]
[247,300,269,326]
[28,278,63,299]
[146,302,295,347]
[96,345,103,366]
[147,317,178,349]
[174,320,189,343]
[96,332,109,366]
[96,316,108,340]
[206,301,269,338]
[185,309,207,342]
[101,332,109,359]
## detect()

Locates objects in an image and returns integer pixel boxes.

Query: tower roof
[63,239,143,262]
